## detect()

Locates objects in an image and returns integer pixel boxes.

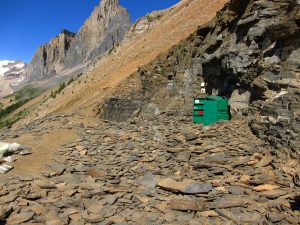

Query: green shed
[193,96,230,126]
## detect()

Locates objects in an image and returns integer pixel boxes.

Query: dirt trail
[2,128,77,177]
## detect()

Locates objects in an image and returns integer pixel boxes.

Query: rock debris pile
[0,112,299,224]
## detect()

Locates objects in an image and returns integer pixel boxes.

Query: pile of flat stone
[0,112,299,224]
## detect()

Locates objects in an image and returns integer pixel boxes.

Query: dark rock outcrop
[25,0,131,82]
[98,0,300,156]
[101,98,143,121]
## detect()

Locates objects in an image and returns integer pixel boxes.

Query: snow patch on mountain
[0,60,27,97]
[0,60,14,76]
[0,60,26,77]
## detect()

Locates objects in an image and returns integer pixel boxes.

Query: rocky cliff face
[25,0,131,82]
[99,0,300,156]
[64,0,131,68]
[25,30,75,81]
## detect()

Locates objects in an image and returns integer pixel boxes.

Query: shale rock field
[0,111,299,224]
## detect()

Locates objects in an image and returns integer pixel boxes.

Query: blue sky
[0,0,179,63]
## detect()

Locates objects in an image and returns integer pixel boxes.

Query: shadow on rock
[290,195,300,211]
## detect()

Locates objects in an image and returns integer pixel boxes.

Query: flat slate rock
[157,178,212,194]
[255,156,273,167]
[140,172,157,189]
[253,184,280,192]
[212,197,249,209]
[34,180,57,189]
[167,199,206,211]
[268,212,286,223]
[84,213,104,223]
[259,189,288,199]
[0,193,18,204]
[228,186,244,195]
[184,132,198,141]
[7,212,35,224]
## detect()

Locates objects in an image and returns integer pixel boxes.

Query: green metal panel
[203,100,218,126]
[217,112,230,121]
[193,115,204,123]
[217,100,228,111]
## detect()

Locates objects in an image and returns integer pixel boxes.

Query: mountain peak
[25,0,131,82]
[101,0,120,7]
[60,29,75,36]
[94,0,126,18]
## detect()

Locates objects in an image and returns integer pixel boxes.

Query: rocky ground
[0,111,299,224]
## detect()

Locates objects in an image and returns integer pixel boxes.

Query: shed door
[204,100,217,126]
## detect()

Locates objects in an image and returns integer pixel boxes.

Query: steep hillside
[21,0,228,122]
[98,0,300,156]
[25,0,131,82]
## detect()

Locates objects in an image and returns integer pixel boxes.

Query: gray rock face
[64,0,131,68]
[25,30,75,81]
[25,0,131,82]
